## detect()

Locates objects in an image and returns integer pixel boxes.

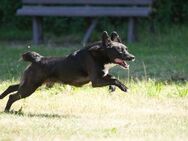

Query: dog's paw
[4,109,10,113]
[120,85,128,92]
[109,85,116,92]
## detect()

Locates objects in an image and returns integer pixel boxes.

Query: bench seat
[17,6,152,17]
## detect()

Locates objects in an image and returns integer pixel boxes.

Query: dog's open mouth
[114,58,129,69]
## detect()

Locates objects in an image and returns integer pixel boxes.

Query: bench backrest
[22,0,153,6]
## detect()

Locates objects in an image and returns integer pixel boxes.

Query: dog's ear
[102,31,110,46]
[88,45,102,57]
[89,45,100,51]
[110,31,122,43]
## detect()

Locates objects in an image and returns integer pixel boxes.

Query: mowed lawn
[0,25,188,141]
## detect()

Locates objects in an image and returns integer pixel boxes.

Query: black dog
[0,31,135,112]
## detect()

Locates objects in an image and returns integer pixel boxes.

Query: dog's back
[22,50,91,86]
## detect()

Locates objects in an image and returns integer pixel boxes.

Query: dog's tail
[22,51,43,63]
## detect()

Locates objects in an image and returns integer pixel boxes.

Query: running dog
[0,31,135,112]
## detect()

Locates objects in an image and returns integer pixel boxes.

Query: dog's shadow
[26,113,79,119]
[0,110,79,119]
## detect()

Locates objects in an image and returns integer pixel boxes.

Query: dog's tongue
[114,58,129,68]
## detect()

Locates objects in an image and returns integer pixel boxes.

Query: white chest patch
[103,63,116,76]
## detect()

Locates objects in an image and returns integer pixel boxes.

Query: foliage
[0,0,188,35]
[154,0,188,23]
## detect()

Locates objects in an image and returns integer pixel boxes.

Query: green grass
[0,24,188,141]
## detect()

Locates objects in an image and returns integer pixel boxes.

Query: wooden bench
[17,0,154,45]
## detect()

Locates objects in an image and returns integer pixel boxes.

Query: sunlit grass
[0,80,188,141]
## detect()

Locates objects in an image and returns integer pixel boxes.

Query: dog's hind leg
[4,92,22,112]
[3,63,45,112]
[0,84,19,99]
[4,83,41,112]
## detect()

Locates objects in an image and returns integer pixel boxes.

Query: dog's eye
[115,47,121,51]
[120,48,125,53]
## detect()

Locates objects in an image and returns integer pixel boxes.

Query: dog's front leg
[91,75,128,92]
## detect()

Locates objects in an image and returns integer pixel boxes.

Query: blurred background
[0,0,188,43]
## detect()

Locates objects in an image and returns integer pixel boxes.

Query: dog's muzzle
[114,55,135,69]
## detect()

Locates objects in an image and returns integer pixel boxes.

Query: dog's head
[89,31,135,69]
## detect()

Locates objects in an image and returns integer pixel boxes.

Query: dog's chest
[103,63,116,76]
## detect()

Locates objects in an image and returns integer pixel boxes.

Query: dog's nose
[128,55,135,61]
[131,56,135,60]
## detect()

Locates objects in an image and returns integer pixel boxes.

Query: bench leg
[32,16,43,45]
[149,16,155,33]
[127,17,137,43]
[82,18,98,46]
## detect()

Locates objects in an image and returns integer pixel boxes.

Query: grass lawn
[0,24,188,141]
